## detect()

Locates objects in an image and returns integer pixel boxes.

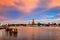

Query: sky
[0,0,60,24]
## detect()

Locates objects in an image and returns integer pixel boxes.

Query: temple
[32,19,35,25]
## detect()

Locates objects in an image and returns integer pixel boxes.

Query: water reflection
[0,27,60,40]
[5,28,18,37]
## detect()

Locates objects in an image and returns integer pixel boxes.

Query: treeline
[1,23,60,27]
[37,22,60,26]
[1,24,27,27]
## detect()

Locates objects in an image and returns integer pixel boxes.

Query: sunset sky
[0,0,60,24]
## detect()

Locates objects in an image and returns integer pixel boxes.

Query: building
[32,19,35,25]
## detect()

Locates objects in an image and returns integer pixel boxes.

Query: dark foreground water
[0,26,60,40]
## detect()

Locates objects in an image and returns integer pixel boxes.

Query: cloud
[0,5,20,19]
[0,0,60,14]
[0,16,7,21]
[15,0,39,13]
[54,13,60,18]
[0,0,15,6]
[49,0,60,8]
[2,19,32,24]
[0,0,60,13]
[0,0,39,13]
[0,0,40,21]
[0,0,60,24]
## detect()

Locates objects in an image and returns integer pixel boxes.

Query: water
[0,26,60,40]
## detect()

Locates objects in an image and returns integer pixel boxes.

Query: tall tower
[32,19,35,25]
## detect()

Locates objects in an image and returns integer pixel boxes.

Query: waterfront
[0,26,60,40]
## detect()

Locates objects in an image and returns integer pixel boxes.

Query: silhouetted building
[32,19,35,25]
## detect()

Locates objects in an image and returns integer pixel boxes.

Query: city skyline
[0,0,60,24]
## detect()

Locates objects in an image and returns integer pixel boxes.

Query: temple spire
[32,18,35,25]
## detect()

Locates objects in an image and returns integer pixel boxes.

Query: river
[0,26,60,40]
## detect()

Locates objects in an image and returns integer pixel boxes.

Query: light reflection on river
[0,26,60,40]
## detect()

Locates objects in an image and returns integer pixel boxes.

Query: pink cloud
[15,0,39,13]
[0,0,15,6]
[49,0,60,8]
[0,16,7,20]
[0,0,60,13]
[0,0,39,13]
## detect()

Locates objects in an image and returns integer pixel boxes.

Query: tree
[53,23,57,25]
[58,23,60,26]
[38,22,41,26]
